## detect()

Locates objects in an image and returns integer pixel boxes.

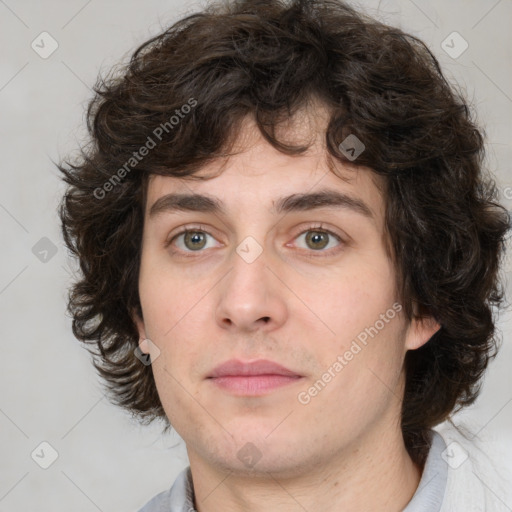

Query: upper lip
[208,359,302,378]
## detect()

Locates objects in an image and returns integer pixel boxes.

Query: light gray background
[1,0,511,510]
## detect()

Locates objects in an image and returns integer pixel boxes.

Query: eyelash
[165,223,345,259]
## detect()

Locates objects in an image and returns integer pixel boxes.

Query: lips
[207,359,303,396]
[208,359,302,378]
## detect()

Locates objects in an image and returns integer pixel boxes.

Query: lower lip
[209,375,302,395]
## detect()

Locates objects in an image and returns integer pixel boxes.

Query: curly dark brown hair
[58,0,511,466]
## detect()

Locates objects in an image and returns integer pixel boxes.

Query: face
[135,112,439,477]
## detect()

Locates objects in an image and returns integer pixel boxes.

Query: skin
[134,105,441,512]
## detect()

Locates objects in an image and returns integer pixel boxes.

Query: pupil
[186,232,206,250]
[307,231,328,250]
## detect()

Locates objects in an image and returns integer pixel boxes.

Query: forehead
[144,113,388,232]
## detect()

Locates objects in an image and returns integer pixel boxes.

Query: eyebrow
[148,189,374,221]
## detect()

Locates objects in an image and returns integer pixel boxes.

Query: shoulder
[137,467,194,512]
[434,421,512,512]
[137,488,172,512]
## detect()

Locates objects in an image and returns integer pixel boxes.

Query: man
[58,0,511,510]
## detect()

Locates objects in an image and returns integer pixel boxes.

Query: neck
[187,425,424,512]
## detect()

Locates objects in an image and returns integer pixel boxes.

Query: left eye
[293,229,342,252]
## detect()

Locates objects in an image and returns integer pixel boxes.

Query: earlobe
[138,338,151,354]
[405,314,441,351]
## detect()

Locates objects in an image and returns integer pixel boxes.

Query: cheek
[139,288,206,366]
[139,282,208,426]
[319,255,399,348]
[150,361,203,433]
[138,247,206,339]
[320,274,406,411]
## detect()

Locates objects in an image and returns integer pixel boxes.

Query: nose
[215,243,288,333]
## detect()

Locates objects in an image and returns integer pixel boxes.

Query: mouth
[207,359,304,396]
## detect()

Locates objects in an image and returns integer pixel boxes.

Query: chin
[204,430,317,477]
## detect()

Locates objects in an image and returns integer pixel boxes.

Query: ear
[404,312,441,351]
[131,308,150,355]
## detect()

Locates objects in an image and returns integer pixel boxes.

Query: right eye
[166,227,222,256]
